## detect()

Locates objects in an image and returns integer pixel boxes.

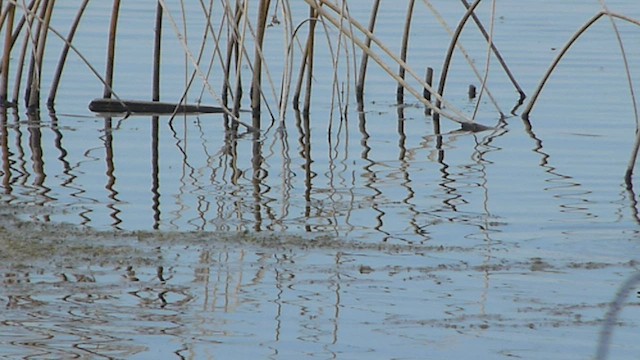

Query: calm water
[0,1,640,359]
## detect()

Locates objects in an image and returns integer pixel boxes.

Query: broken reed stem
[522,12,640,119]
[397,0,415,104]
[251,0,271,127]
[433,0,481,124]
[103,0,121,99]
[47,0,88,108]
[152,1,162,102]
[460,0,525,101]
[355,0,380,108]
[0,3,14,105]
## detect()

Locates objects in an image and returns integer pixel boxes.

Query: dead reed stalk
[103,0,121,100]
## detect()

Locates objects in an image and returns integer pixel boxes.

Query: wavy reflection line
[168,116,193,230]
[295,110,316,233]
[0,108,14,198]
[103,117,122,229]
[522,118,596,220]
[11,111,29,195]
[358,111,391,242]
[397,104,429,243]
[151,116,161,229]
[49,112,85,216]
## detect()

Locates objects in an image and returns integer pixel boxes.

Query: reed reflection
[151,115,160,229]
[358,111,390,241]
[396,104,428,242]
[103,116,122,228]
[0,108,12,195]
[521,117,594,219]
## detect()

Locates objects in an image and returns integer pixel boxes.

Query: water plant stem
[103,0,121,99]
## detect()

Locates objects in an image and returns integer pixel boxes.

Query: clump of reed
[0,0,638,181]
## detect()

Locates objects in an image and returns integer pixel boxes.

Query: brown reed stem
[251,0,271,127]
[103,0,121,99]
[26,0,54,111]
[293,6,317,113]
[433,0,481,124]
[397,0,415,104]
[0,3,14,105]
[152,1,162,102]
[356,0,380,109]
[13,0,42,105]
[47,0,88,108]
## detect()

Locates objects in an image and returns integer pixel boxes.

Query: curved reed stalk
[396,0,415,104]
[0,3,14,104]
[13,0,39,106]
[422,0,502,117]
[434,0,505,123]
[461,0,524,101]
[26,0,54,110]
[522,11,640,119]
[310,0,473,124]
[471,0,496,120]
[355,0,379,109]
[47,0,88,107]
[292,6,317,114]
[158,0,254,131]
[103,0,120,100]
[251,0,271,125]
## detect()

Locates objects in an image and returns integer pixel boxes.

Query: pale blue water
[0,1,639,359]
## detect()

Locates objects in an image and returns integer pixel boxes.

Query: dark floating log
[89,98,226,114]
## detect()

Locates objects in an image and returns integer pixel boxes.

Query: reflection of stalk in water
[624,185,640,225]
[103,117,122,229]
[432,133,461,214]
[358,111,391,241]
[396,105,427,242]
[295,110,315,233]
[252,132,264,231]
[522,118,595,219]
[0,109,13,197]
[151,116,161,229]
[168,117,194,229]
